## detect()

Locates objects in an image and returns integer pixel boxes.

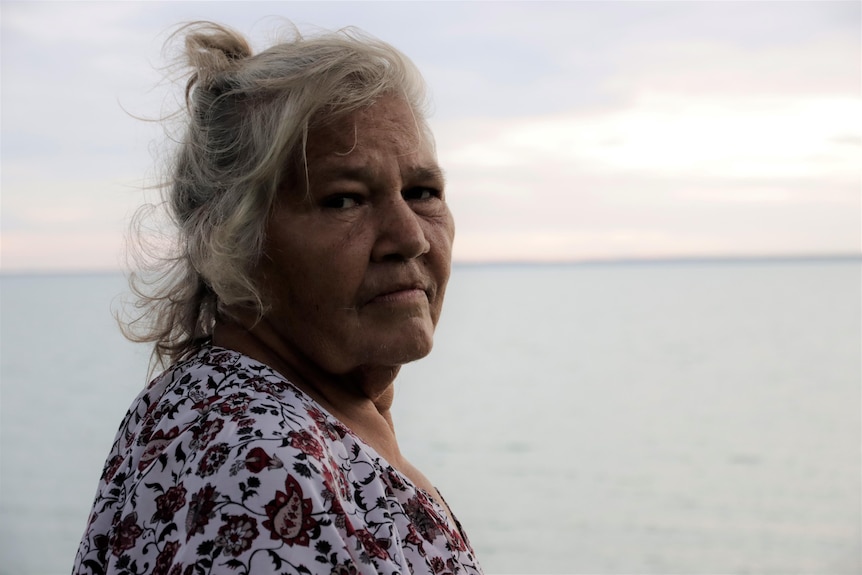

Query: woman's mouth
[369,287,427,305]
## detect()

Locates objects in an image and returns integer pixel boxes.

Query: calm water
[1,261,860,574]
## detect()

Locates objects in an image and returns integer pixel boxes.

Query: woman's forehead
[305,100,436,172]
[309,97,428,151]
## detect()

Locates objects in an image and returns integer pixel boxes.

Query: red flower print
[244,447,283,473]
[152,540,180,575]
[306,407,346,440]
[169,564,195,575]
[197,442,230,477]
[287,429,325,460]
[136,402,173,445]
[190,391,221,412]
[306,407,327,427]
[109,512,143,556]
[429,557,446,573]
[354,528,391,560]
[385,468,408,491]
[262,475,319,546]
[208,350,234,367]
[405,524,426,556]
[235,417,255,429]
[185,484,218,540]
[101,455,124,483]
[135,404,159,445]
[328,493,345,518]
[445,524,468,552]
[138,426,181,471]
[217,393,251,418]
[153,484,187,523]
[215,513,259,557]
[136,421,154,447]
[322,465,336,496]
[404,495,442,542]
[322,464,351,500]
[248,376,280,395]
[190,418,223,450]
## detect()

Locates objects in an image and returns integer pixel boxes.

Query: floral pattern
[72,345,483,575]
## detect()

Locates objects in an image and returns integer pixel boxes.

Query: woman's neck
[212,316,403,460]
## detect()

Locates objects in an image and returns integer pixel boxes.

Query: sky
[1,1,860,271]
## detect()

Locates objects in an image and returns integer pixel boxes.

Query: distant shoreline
[452,253,862,269]
[1,253,860,278]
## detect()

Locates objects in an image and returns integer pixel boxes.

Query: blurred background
[2,2,859,574]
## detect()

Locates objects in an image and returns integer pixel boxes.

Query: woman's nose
[371,196,431,262]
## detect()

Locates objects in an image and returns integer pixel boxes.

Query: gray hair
[124,21,431,367]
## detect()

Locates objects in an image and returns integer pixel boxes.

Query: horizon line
[1,252,859,278]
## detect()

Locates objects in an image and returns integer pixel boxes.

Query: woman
[72,22,482,575]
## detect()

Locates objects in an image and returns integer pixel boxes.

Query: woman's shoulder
[129,344,333,449]
[144,345,310,416]
[150,344,298,399]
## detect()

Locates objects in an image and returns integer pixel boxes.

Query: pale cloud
[605,37,859,97]
[446,93,859,180]
[438,88,859,262]
[439,96,858,182]
[2,2,147,45]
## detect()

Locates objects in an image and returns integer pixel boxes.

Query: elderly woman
[72,22,482,575]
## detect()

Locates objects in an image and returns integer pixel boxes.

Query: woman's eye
[322,194,361,209]
[403,187,439,201]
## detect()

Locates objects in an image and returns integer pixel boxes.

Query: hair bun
[181,22,252,93]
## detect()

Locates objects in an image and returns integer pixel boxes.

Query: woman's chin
[359,325,436,368]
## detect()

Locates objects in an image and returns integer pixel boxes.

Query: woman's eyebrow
[405,165,446,185]
[313,163,446,185]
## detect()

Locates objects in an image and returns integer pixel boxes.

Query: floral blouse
[72,346,483,575]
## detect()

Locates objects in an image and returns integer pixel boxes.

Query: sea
[1,259,859,575]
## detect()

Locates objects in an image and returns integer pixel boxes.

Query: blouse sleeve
[160,442,378,574]
[74,397,407,575]
[134,410,406,575]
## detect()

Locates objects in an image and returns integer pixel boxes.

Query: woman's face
[257,95,454,376]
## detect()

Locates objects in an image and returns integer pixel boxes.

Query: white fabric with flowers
[72,345,483,575]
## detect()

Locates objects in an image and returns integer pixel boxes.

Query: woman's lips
[368,287,427,305]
